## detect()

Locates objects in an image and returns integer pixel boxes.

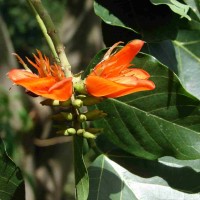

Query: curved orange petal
[86,75,155,98]
[8,69,72,101]
[108,39,144,68]
[8,69,38,81]
[86,75,125,97]
[8,69,55,92]
[93,40,145,77]
[108,76,138,85]
[46,78,73,101]
[16,77,71,101]
[107,79,155,98]
[19,77,72,101]
[122,68,150,79]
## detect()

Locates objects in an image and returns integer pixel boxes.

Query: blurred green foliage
[0,88,15,157]
[0,0,67,56]
[0,88,33,158]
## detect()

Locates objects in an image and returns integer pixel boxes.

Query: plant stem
[27,0,72,77]
[27,0,59,63]
[26,2,88,197]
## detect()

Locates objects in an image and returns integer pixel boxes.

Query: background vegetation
[0,0,200,200]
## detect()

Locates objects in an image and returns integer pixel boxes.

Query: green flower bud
[76,95,87,98]
[84,109,107,120]
[41,99,60,106]
[86,128,103,134]
[52,112,73,121]
[60,100,72,107]
[78,114,87,122]
[78,96,104,106]
[77,129,85,135]
[72,99,83,108]
[74,80,87,94]
[56,128,76,135]
[83,131,96,139]
[64,128,76,135]
[41,99,71,107]
[61,112,73,121]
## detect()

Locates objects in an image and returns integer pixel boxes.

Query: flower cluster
[8,40,155,101]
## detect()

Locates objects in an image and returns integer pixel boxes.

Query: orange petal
[103,41,123,60]
[22,77,72,101]
[8,69,72,101]
[108,76,138,85]
[8,69,54,92]
[46,78,73,101]
[107,79,155,98]
[110,39,144,67]
[93,40,145,77]
[86,75,155,98]
[122,68,150,79]
[8,69,38,81]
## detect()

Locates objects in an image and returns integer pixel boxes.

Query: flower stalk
[26,0,58,62]
[27,0,72,77]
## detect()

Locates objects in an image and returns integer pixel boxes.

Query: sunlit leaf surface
[88,154,200,200]
[173,30,200,99]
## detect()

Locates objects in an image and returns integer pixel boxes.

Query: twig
[34,136,72,147]
[27,0,72,77]
[27,0,58,63]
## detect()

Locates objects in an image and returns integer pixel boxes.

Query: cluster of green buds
[41,82,106,139]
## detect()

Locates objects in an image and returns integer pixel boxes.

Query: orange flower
[85,40,155,98]
[8,50,72,101]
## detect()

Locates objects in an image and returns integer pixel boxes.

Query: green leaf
[0,138,25,200]
[94,0,180,42]
[150,0,191,20]
[142,40,178,73]
[85,49,200,160]
[88,155,137,200]
[88,154,200,200]
[173,30,200,99]
[73,136,89,200]
[183,0,200,20]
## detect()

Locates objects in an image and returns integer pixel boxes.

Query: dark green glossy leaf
[74,136,89,200]
[150,0,191,20]
[142,40,178,73]
[88,154,200,200]
[94,0,180,42]
[85,48,200,160]
[173,30,200,99]
[0,138,25,200]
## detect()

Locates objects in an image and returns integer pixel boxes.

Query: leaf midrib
[173,40,200,63]
[110,98,200,136]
